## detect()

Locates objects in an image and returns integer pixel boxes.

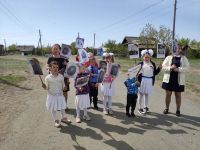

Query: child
[87,57,99,110]
[47,44,70,112]
[42,61,71,127]
[74,64,91,123]
[124,76,140,117]
[137,49,161,114]
[101,53,115,115]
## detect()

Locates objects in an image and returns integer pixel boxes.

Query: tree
[139,23,157,48]
[70,42,77,55]
[104,40,117,53]
[8,44,17,52]
[178,38,190,48]
[158,25,172,46]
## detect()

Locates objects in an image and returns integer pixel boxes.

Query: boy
[124,76,140,117]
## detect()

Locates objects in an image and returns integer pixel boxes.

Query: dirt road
[0,55,199,150]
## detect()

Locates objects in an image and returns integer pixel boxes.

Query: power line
[94,0,165,32]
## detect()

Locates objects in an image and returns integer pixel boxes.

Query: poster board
[64,62,78,78]
[60,44,71,59]
[109,63,119,77]
[78,48,89,63]
[128,44,139,59]
[76,37,84,49]
[75,76,89,88]
[128,64,142,78]
[28,58,43,75]
[157,43,165,58]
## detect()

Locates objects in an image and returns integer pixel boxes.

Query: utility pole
[37,29,42,55]
[4,39,7,53]
[172,0,177,40]
[78,32,79,38]
[93,33,96,48]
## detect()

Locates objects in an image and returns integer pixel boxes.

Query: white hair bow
[141,49,154,57]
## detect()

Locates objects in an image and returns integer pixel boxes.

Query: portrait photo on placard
[76,76,89,87]
[64,62,78,78]
[97,69,105,83]
[61,44,71,58]
[157,43,165,58]
[76,37,84,49]
[99,60,107,69]
[28,58,43,75]
[110,64,119,77]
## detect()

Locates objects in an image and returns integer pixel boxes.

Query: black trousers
[89,83,98,108]
[126,94,137,114]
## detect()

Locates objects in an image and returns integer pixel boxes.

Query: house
[16,45,35,56]
[122,36,156,57]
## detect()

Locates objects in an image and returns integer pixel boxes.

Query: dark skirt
[162,71,184,92]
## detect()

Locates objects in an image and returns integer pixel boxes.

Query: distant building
[0,44,5,55]
[16,45,35,56]
[122,36,156,56]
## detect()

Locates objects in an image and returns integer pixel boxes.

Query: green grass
[0,75,26,84]
[0,58,29,70]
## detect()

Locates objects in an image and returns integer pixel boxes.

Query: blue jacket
[88,65,99,83]
[124,78,138,95]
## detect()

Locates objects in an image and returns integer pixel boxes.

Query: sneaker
[83,115,91,121]
[163,109,169,114]
[54,120,61,127]
[103,109,108,115]
[76,117,81,123]
[176,110,181,117]
[138,109,144,114]
[108,109,113,115]
[126,113,131,117]
[61,118,71,124]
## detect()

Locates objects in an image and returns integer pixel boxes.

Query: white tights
[76,106,88,118]
[138,92,149,109]
[51,109,66,121]
[103,96,112,110]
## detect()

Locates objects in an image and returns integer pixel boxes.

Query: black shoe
[94,106,99,110]
[176,110,181,117]
[131,113,136,118]
[163,109,169,114]
[138,109,144,114]
[126,113,131,117]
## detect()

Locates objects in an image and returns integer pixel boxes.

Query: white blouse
[45,74,65,96]
[142,62,154,77]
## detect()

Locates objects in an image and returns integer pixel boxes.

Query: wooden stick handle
[39,75,44,84]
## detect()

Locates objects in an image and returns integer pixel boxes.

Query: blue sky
[0,0,199,48]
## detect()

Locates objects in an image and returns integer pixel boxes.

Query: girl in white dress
[74,64,91,123]
[42,61,71,127]
[101,53,116,115]
[137,49,161,114]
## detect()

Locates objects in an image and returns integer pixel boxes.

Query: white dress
[45,74,66,111]
[139,62,154,94]
[75,94,90,109]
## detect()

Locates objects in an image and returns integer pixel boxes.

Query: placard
[75,76,89,88]
[64,62,78,78]
[128,64,142,78]
[78,48,89,63]
[128,44,139,59]
[60,44,71,59]
[76,37,84,49]
[157,43,165,58]
[28,58,43,75]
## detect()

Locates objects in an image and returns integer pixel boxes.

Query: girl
[137,49,161,114]
[47,44,70,112]
[74,64,91,123]
[101,53,115,115]
[42,61,71,127]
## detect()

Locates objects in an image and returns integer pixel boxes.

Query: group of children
[43,44,118,127]
[42,44,162,127]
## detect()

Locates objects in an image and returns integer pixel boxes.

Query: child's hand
[63,86,68,91]
[135,81,140,86]
[42,83,47,89]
